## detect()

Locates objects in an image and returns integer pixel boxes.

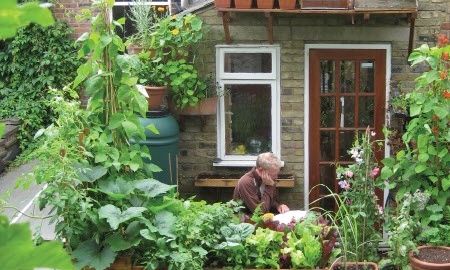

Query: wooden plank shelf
[195,174,295,188]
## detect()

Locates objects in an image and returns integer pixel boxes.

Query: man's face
[265,166,280,180]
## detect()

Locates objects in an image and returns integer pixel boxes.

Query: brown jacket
[233,167,280,214]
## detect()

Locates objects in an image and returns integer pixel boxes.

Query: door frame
[303,44,391,210]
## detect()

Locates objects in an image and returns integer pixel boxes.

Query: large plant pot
[176,97,218,115]
[107,257,144,270]
[257,0,274,8]
[329,262,378,270]
[127,44,143,55]
[145,86,167,112]
[234,0,252,8]
[409,246,450,270]
[278,0,296,10]
[214,0,231,8]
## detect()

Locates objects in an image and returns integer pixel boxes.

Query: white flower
[371,131,376,137]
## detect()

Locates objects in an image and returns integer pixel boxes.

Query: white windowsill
[213,160,285,167]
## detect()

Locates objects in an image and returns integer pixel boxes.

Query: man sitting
[233,152,290,214]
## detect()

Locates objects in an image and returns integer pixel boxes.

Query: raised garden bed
[0,118,20,173]
[195,173,295,188]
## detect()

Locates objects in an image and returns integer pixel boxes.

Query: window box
[195,173,295,188]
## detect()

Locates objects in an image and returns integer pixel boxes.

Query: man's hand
[277,204,289,214]
[261,170,275,186]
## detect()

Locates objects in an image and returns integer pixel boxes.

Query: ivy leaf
[442,177,450,191]
[72,239,116,270]
[134,179,175,198]
[74,163,107,183]
[99,205,147,230]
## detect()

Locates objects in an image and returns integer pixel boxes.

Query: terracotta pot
[127,44,143,55]
[409,246,450,270]
[107,257,144,270]
[278,0,296,10]
[329,262,378,270]
[257,0,274,8]
[176,97,218,115]
[145,86,167,111]
[214,0,232,8]
[234,0,253,8]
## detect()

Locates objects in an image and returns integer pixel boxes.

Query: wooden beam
[195,178,295,188]
[216,7,418,14]
[265,12,274,44]
[363,12,370,23]
[408,12,417,57]
[219,11,232,44]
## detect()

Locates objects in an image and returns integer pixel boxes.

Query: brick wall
[176,0,450,209]
[52,0,92,39]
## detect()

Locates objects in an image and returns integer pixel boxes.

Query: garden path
[0,160,56,240]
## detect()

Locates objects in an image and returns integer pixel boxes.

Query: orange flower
[438,34,449,47]
[443,52,450,61]
[157,6,165,12]
[439,70,448,80]
[443,90,450,99]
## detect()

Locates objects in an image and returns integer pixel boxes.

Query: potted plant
[214,0,232,8]
[278,0,296,10]
[137,57,169,111]
[257,0,275,9]
[301,0,349,9]
[409,246,450,270]
[234,0,253,9]
[329,128,383,269]
[126,0,165,55]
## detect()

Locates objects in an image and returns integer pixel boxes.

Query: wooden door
[309,49,386,209]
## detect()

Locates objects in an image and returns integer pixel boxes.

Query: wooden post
[265,12,274,44]
[408,12,417,57]
[219,11,232,44]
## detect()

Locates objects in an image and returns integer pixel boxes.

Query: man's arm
[238,180,276,213]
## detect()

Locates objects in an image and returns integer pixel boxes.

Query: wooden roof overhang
[216,0,418,54]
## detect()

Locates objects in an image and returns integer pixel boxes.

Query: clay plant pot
[278,0,296,10]
[234,0,253,8]
[329,262,378,270]
[175,97,218,115]
[107,257,145,270]
[257,0,274,8]
[301,0,349,9]
[145,86,168,112]
[127,44,144,55]
[214,0,232,8]
[409,246,450,270]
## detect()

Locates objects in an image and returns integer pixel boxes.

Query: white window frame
[214,45,281,167]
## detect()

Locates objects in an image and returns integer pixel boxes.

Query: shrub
[0,21,80,149]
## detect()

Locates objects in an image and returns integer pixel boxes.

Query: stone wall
[52,0,92,39]
[177,0,450,209]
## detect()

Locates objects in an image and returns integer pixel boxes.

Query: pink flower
[370,167,380,178]
[371,131,376,137]
[378,205,383,215]
[345,170,354,178]
[338,180,350,190]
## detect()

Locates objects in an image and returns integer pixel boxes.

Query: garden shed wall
[50,0,450,209]
[176,0,450,209]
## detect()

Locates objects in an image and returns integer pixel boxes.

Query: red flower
[443,52,450,61]
[438,34,449,47]
[443,90,450,99]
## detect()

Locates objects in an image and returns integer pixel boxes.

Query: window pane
[112,6,136,38]
[339,131,357,162]
[340,96,355,127]
[359,96,375,127]
[225,84,272,156]
[320,131,335,161]
[319,165,336,209]
[360,60,374,93]
[224,53,272,73]
[320,97,335,127]
[320,60,335,93]
[340,61,354,93]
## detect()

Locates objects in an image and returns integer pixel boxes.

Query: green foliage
[335,129,383,262]
[245,227,284,269]
[380,191,430,270]
[0,21,80,149]
[284,219,322,268]
[138,13,207,108]
[0,0,54,39]
[0,215,73,270]
[381,39,450,245]
[0,123,4,137]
